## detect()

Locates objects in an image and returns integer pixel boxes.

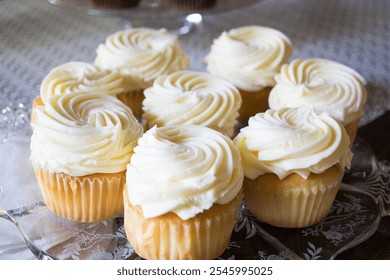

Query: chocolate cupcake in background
[168,0,217,12]
[92,0,141,9]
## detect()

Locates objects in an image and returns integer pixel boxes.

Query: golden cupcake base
[243,165,343,228]
[124,185,243,259]
[117,89,144,118]
[344,118,360,147]
[34,168,126,223]
[238,87,271,121]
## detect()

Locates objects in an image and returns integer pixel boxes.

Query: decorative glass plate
[0,105,389,260]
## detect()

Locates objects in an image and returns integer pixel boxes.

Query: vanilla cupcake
[30,92,143,222]
[124,125,244,259]
[205,25,292,121]
[268,58,367,145]
[95,28,190,117]
[234,107,352,228]
[142,70,241,137]
[32,61,130,121]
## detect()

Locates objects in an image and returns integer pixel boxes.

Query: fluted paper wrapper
[34,168,126,223]
[117,90,144,118]
[124,186,243,260]
[344,118,360,147]
[244,165,343,228]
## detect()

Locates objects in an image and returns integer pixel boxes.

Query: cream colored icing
[234,107,352,180]
[95,28,189,90]
[268,58,367,125]
[40,61,128,104]
[205,25,292,92]
[142,70,241,137]
[30,92,143,176]
[126,125,244,220]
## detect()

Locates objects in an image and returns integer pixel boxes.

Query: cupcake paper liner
[244,165,343,228]
[344,118,360,147]
[34,168,126,223]
[124,186,243,259]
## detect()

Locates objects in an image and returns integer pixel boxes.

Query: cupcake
[142,70,241,137]
[33,61,131,120]
[268,58,367,145]
[40,62,126,102]
[30,92,143,222]
[234,107,352,228]
[95,28,190,117]
[205,25,292,121]
[124,125,244,259]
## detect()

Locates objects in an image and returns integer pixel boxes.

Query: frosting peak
[126,125,244,220]
[95,28,189,90]
[30,92,143,176]
[142,71,241,137]
[234,107,352,180]
[205,25,292,91]
[268,58,367,125]
[40,62,126,104]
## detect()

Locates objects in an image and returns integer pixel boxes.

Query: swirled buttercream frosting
[95,28,189,90]
[205,25,292,92]
[40,62,127,104]
[30,92,143,176]
[268,58,367,125]
[126,125,244,220]
[142,71,241,137]
[234,107,352,180]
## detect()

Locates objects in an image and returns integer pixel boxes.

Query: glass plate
[0,105,389,260]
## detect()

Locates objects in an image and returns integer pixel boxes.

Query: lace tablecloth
[1,0,389,259]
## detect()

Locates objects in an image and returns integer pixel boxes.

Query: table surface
[0,0,389,260]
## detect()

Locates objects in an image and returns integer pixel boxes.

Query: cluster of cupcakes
[30,25,367,259]
[207,26,366,228]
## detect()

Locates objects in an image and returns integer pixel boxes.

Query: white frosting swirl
[234,107,352,180]
[205,25,292,92]
[268,58,367,125]
[126,125,244,220]
[95,28,189,90]
[30,92,143,176]
[40,62,127,104]
[142,71,241,137]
